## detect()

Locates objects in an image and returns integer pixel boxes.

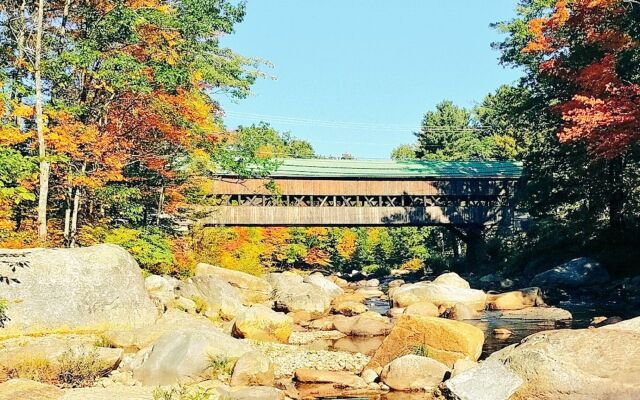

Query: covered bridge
[202,158,523,227]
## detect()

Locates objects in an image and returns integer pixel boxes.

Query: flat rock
[367,315,484,369]
[498,306,572,320]
[294,368,367,388]
[0,334,122,370]
[445,359,523,400]
[0,379,62,400]
[601,316,640,333]
[216,385,284,400]
[0,244,157,333]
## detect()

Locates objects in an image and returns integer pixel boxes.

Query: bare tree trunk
[69,187,82,247]
[63,188,72,245]
[69,163,86,247]
[608,156,625,233]
[156,184,165,225]
[35,0,49,242]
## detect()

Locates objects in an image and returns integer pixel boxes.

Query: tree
[390,144,416,160]
[493,0,640,272]
[34,0,47,242]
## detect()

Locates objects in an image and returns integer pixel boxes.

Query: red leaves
[523,0,639,158]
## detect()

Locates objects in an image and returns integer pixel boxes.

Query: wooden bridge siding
[212,177,513,196]
[200,205,505,226]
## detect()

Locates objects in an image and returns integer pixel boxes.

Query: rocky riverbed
[0,244,639,400]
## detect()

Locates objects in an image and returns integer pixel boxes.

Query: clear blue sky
[219,0,522,159]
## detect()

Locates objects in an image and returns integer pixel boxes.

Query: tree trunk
[35,0,49,242]
[63,188,72,246]
[70,187,82,247]
[607,156,625,232]
[156,184,165,225]
[464,225,485,272]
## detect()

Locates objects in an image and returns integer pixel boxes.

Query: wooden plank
[200,206,506,226]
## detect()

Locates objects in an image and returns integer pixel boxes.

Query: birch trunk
[35,0,49,242]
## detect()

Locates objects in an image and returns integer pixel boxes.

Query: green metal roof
[258,159,523,179]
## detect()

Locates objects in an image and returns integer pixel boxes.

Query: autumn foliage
[523,0,640,158]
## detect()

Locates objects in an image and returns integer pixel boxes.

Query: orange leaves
[337,229,358,260]
[523,18,552,53]
[559,84,640,158]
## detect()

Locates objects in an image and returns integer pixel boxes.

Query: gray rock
[105,309,216,350]
[445,359,523,400]
[487,328,640,399]
[176,275,245,320]
[530,257,610,288]
[266,273,330,317]
[131,327,251,385]
[195,263,272,303]
[381,354,449,391]
[304,272,344,298]
[0,244,157,331]
[230,351,275,387]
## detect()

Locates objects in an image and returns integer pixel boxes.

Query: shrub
[0,348,111,388]
[362,264,391,277]
[207,355,235,379]
[152,385,215,400]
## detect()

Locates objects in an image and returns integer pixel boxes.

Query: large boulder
[195,263,273,303]
[176,275,245,320]
[380,355,449,391]
[445,359,523,400]
[131,327,251,385]
[392,282,487,311]
[304,272,344,298]
[367,315,484,369]
[530,257,610,288]
[487,328,640,399]
[332,301,368,316]
[233,305,293,343]
[0,244,157,333]
[433,272,470,289]
[487,287,545,310]
[266,273,331,318]
[333,312,393,336]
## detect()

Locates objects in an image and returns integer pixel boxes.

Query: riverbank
[0,244,639,400]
